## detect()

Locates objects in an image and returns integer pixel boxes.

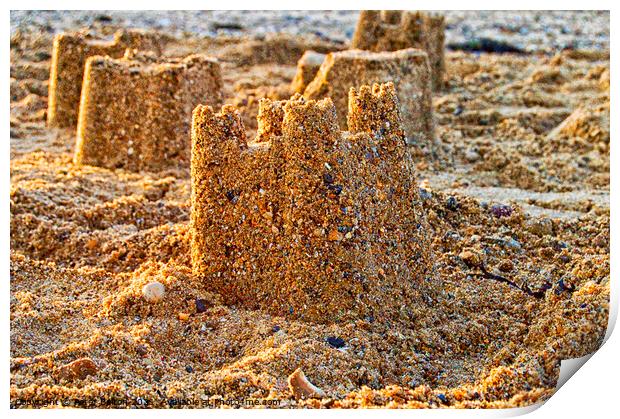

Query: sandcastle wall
[290,50,326,94]
[191,82,432,323]
[303,49,434,147]
[352,10,445,91]
[75,51,222,172]
[47,29,164,128]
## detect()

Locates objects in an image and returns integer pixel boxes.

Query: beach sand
[10,10,609,408]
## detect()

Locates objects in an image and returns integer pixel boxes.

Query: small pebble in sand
[326,336,346,348]
[56,358,98,381]
[178,312,190,321]
[287,368,326,400]
[464,149,480,162]
[525,218,553,236]
[142,281,165,303]
[490,204,513,218]
[498,259,514,272]
[459,250,481,268]
[419,188,432,201]
[446,196,459,211]
[195,298,208,313]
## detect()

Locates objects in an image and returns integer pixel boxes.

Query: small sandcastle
[75,50,222,172]
[47,29,165,128]
[351,10,445,91]
[303,49,434,146]
[190,82,433,323]
[290,50,326,94]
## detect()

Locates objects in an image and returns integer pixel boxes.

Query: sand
[10,10,609,409]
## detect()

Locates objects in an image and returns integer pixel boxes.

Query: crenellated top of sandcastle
[190,82,433,323]
[302,48,434,148]
[347,82,405,138]
[353,10,445,51]
[351,10,445,91]
[47,28,166,128]
[195,82,404,156]
[75,50,222,172]
[54,28,165,53]
[85,48,219,75]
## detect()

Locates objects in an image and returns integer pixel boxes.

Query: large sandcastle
[303,49,434,146]
[75,50,222,172]
[190,82,433,323]
[47,29,165,128]
[352,10,445,91]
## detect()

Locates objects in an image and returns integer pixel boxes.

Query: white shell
[288,368,326,399]
[142,281,165,303]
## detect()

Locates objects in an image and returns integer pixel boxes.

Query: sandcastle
[303,49,434,146]
[47,29,165,128]
[190,82,433,323]
[291,50,326,94]
[352,10,445,91]
[75,50,222,172]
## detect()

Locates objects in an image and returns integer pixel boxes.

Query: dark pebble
[337,225,351,233]
[323,172,334,185]
[212,22,244,31]
[446,196,459,211]
[225,190,239,204]
[447,38,526,54]
[33,51,51,62]
[136,344,147,357]
[329,184,343,195]
[490,204,513,218]
[185,365,194,373]
[195,298,208,313]
[326,336,346,348]
[272,325,281,333]
[437,393,448,403]
[453,105,463,116]
[555,278,575,295]
[95,14,113,22]
[559,254,571,263]
[419,188,432,200]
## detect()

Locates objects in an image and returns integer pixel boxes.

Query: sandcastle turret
[347,83,405,138]
[190,82,433,323]
[351,10,445,91]
[75,50,222,172]
[303,48,434,149]
[47,29,165,128]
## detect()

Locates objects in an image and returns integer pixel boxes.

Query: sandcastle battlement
[47,29,165,128]
[352,10,445,91]
[190,82,433,323]
[75,52,222,172]
[303,48,434,148]
[347,83,405,138]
